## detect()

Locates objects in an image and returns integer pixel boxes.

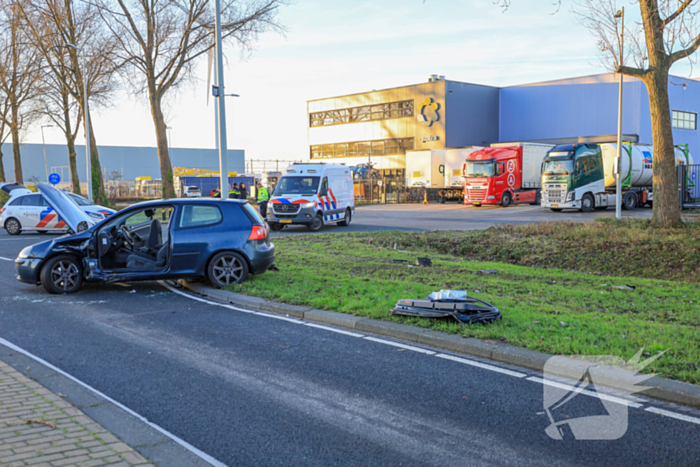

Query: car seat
[126,243,168,271]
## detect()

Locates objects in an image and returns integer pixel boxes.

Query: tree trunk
[87,117,109,206]
[10,105,22,184]
[149,92,176,199]
[643,69,682,227]
[0,146,5,183]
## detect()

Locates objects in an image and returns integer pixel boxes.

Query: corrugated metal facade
[0,144,245,183]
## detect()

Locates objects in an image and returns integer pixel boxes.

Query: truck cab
[463,146,541,207]
[540,144,605,211]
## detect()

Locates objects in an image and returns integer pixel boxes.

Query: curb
[178,280,700,409]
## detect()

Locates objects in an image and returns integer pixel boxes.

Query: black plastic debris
[416,257,432,267]
[391,291,501,324]
[392,259,408,263]
[268,264,280,272]
[545,281,556,285]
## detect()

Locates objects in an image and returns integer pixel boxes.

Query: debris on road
[6,419,56,429]
[391,290,501,324]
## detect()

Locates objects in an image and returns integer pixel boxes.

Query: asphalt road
[0,230,699,466]
[273,202,653,235]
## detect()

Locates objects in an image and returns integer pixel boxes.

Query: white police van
[267,163,354,232]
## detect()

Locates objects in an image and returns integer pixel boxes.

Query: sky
[25,0,700,163]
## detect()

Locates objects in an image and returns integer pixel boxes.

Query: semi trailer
[406,148,480,202]
[540,143,694,212]
[462,143,553,207]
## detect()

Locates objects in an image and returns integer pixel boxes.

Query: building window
[672,110,697,130]
[309,100,414,127]
[310,138,415,159]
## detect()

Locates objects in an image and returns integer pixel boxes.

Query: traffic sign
[48,173,61,185]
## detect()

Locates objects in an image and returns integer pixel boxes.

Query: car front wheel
[307,214,324,232]
[4,218,21,235]
[41,255,83,294]
[208,251,249,288]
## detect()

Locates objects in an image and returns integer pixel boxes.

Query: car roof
[128,198,247,209]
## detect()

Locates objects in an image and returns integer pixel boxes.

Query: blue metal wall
[499,73,700,157]
[445,81,500,148]
[0,144,245,183]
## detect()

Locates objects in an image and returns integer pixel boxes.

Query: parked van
[267,163,354,232]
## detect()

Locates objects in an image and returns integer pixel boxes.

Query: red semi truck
[462,142,553,207]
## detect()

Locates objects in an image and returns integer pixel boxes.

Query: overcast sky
[27,0,699,162]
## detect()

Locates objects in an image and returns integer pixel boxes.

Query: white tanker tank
[600,144,694,188]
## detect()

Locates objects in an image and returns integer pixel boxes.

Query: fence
[245,159,303,174]
[678,164,700,209]
[352,178,462,204]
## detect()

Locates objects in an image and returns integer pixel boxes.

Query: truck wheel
[550,208,563,212]
[622,192,637,210]
[4,218,21,235]
[307,214,324,232]
[580,193,594,212]
[501,192,512,208]
[338,208,352,226]
[40,255,83,294]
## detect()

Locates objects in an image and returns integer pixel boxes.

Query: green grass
[229,221,700,384]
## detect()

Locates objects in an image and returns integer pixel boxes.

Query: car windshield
[464,161,495,178]
[274,176,320,195]
[68,193,91,206]
[542,159,574,175]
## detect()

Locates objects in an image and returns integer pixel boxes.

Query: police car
[0,184,115,235]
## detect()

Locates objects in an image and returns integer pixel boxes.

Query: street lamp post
[66,43,92,202]
[167,126,172,151]
[614,7,624,220]
[41,125,53,182]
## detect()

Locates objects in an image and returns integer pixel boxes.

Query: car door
[18,194,47,230]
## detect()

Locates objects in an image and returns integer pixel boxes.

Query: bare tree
[107,169,122,181]
[15,0,119,205]
[0,92,11,182]
[96,0,287,199]
[498,0,700,227]
[0,3,43,184]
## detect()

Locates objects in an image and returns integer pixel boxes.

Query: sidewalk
[0,360,150,467]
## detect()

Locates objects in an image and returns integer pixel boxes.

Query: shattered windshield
[465,161,495,178]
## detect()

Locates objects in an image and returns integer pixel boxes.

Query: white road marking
[0,336,228,467]
[645,407,700,425]
[0,256,12,261]
[436,354,527,378]
[526,376,642,408]
[305,322,364,337]
[162,282,700,427]
[363,336,435,355]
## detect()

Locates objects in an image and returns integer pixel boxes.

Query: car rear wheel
[4,218,21,235]
[208,251,249,288]
[307,214,324,232]
[338,208,352,227]
[41,255,83,294]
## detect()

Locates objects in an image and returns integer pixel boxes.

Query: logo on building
[418,98,440,127]
[419,135,440,143]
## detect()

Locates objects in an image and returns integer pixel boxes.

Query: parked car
[183,186,202,198]
[1,186,114,235]
[267,163,355,232]
[15,184,275,294]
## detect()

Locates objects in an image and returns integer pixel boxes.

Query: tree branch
[671,32,700,62]
[661,0,695,29]
[617,65,649,78]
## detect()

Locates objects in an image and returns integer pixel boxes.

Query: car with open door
[14,185,275,294]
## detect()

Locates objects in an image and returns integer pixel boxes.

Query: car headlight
[302,202,314,209]
[88,212,105,219]
[18,246,31,259]
[566,190,575,202]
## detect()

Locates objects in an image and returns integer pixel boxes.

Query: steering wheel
[121,225,134,246]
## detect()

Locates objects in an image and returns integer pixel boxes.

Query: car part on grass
[428,289,468,301]
[545,281,556,285]
[391,292,501,324]
[416,257,432,267]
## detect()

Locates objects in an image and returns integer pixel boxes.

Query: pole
[41,126,50,182]
[615,7,624,220]
[83,50,93,202]
[214,0,228,199]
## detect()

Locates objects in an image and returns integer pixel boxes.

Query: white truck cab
[267,163,355,232]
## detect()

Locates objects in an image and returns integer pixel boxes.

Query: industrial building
[0,143,245,183]
[308,73,700,178]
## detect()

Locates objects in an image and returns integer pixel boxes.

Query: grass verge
[229,220,700,384]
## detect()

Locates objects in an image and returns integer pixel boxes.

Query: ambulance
[267,163,354,232]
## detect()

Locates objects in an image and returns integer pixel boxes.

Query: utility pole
[41,125,53,182]
[213,0,229,198]
[614,7,624,220]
